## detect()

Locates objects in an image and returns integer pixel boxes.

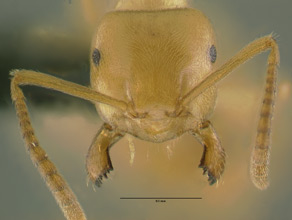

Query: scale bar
[120,197,202,200]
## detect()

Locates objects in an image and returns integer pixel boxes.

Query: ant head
[90,9,216,114]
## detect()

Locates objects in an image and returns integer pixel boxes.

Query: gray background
[0,0,291,219]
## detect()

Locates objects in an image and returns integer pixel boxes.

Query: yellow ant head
[90,9,216,116]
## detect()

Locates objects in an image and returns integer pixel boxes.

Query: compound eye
[209,45,217,63]
[92,48,101,65]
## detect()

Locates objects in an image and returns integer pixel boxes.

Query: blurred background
[0,0,291,219]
